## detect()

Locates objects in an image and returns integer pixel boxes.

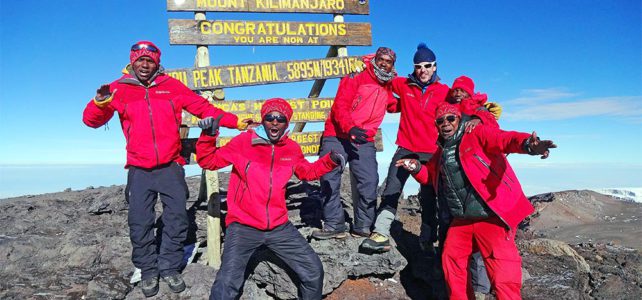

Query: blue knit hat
[413,43,436,63]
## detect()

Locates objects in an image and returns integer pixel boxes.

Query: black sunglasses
[264,114,288,123]
[131,43,159,52]
[414,62,435,70]
[435,115,458,125]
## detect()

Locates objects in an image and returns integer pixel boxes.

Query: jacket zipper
[367,88,381,121]
[473,154,512,191]
[422,92,433,110]
[124,104,131,141]
[266,145,275,230]
[169,100,180,129]
[144,88,160,166]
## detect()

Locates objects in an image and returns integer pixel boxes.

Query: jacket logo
[406,93,415,97]
[155,90,170,94]
[280,157,292,161]
[463,147,472,153]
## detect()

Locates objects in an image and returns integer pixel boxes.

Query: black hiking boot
[311,228,347,240]
[359,232,391,254]
[140,276,159,297]
[162,273,186,293]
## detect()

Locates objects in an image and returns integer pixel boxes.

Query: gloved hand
[524,131,557,159]
[348,126,368,144]
[94,84,116,107]
[199,115,223,136]
[484,102,503,120]
[329,150,345,165]
[395,159,421,174]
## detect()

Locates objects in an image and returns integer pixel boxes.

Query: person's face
[132,56,158,84]
[450,88,470,103]
[375,54,395,73]
[262,111,288,143]
[436,114,460,139]
[413,61,436,84]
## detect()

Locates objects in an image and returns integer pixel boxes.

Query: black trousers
[210,222,324,300]
[126,162,189,280]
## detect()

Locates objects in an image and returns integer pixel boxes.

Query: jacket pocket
[473,154,512,191]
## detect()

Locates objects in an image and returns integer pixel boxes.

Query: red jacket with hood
[456,93,499,128]
[323,63,396,141]
[388,76,450,153]
[413,125,535,229]
[196,130,338,230]
[83,70,238,169]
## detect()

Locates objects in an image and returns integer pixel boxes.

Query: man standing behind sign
[82,41,251,298]
[311,47,397,239]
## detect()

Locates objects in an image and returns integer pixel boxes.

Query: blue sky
[1,0,641,197]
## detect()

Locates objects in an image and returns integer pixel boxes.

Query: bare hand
[395,158,421,174]
[528,131,557,159]
[242,118,258,129]
[95,84,113,102]
[465,119,481,133]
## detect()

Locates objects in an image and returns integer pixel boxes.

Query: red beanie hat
[261,98,293,122]
[130,41,161,65]
[435,103,461,120]
[451,76,475,97]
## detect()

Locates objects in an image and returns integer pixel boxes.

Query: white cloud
[503,88,642,121]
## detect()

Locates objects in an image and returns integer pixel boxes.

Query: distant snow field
[593,188,642,203]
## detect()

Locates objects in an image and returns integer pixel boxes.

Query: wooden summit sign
[165,56,364,90]
[167,0,370,14]
[182,97,334,127]
[169,19,371,46]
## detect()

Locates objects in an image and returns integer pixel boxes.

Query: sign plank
[182,98,334,127]
[181,129,383,163]
[168,19,371,46]
[167,0,370,15]
[165,56,364,90]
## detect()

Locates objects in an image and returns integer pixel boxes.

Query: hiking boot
[162,273,186,293]
[350,230,370,238]
[140,276,159,297]
[359,232,391,254]
[311,229,347,240]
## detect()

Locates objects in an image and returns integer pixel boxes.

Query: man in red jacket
[82,41,251,297]
[311,47,398,239]
[360,43,449,252]
[397,103,556,299]
[196,98,343,300]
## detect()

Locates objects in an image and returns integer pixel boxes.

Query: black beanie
[413,43,436,63]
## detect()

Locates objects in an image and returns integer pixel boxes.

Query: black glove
[329,150,346,171]
[348,126,368,144]
[198,115,223,136]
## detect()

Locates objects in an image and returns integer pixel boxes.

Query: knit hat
[261,98,293,122]
[451,76,475,97]
[435,103,461,120]
[413,43,436,63]
[375,47,396,63]
[130,41,161,65]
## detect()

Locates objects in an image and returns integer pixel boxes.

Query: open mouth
[268,127,281,138]
[440,126,454,136]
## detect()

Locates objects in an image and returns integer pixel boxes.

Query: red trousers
[442,216,522,300]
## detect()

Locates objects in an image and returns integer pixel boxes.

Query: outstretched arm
[82,84,117,128]
[293,150,340,181]
[523,131,557,159]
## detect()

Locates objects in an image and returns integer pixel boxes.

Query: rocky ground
[0,173,640,299]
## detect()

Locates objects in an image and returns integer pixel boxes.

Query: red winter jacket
[323,63,396,141]
[414,125,534,229]
[196,130,338,230]
[389,76,450,153]
[83,71,238,169]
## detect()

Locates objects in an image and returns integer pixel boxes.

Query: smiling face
[375,54,395,73]
[450,88,470,103]
[436,114,460,139]
[262,111,288,143]
[132,56,158,85]
[413,61,436,83]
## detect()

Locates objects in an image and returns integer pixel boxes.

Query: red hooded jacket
[323,63,396,141]
[457,93,499,128]
[196,130,338,230]
[388,76,450,153]
[83,72,238,169]
[414,125,535,229]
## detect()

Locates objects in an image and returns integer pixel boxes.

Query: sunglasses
[131,43,159,52]
[435,115,458,125]
[414,62,435,70]
[264,114,288,123]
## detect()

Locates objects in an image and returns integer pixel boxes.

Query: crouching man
[397,103,556,299]
[196,98,345,300]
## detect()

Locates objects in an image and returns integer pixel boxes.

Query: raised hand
[527,131,557,159]
[199,115,223,136]
[95,84,113,102]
